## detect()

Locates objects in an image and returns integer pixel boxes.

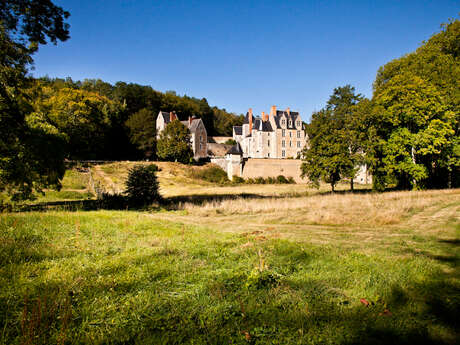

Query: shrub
[190,166,229,184]
[266,176,275,184]
[255,177,266,184]
[232,176,245,184]
[246,178,255,184]
[287,176,295,184]
[224,139,237,145]
[276,175,289,184]
[124,164,161,206]
[97,192,128,210]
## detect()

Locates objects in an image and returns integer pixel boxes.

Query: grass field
[1,172,459,345]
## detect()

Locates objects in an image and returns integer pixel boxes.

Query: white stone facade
[232,106,308,159]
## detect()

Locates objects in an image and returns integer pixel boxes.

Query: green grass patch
[61,169,90,190]
[0,210,458,344]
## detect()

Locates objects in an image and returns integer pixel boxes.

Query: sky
[32,0,459,121]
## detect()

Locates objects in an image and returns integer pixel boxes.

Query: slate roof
[159,111,172,124]
[233,126,242,135]
[180,118,203,133]
[208,143,233,157]
[227,142,243,155]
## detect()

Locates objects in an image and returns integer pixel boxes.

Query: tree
[301,109,352,192]
[0,0,70,201]
[30,84,122,159]
[301,85,364,192]
[125,108,157,158]
[125,164,160,206]
[369,20,459,189]
[326,85,364,191]
[156,120,193,163]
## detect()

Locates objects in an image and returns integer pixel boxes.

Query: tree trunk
[350,177,354,192]
[331,183,335,193]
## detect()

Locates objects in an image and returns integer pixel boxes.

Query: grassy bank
[1,189,459,344]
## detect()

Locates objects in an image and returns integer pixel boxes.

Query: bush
[224,139,237,145]
[255,177,266,184]
[97,192,128,210]
[125,164,161,206]
[246,178,255,184]
[232,176,245,184]
[276,175,289,184]
[266,176,275,184]
[287,176,295,184]
[190,166,229,184]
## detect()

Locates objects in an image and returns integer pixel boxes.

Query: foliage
[231,175,245,184]
[29,83,123,159]
[302,85,364,192]
[125,108,157,158]
[157,121,193,163]
[242,175,294,184]
[124,164,160,206]
[224,138,237,145]
[369,19,460,189]
[0,1,70,201]
[189,165,229,184]
[301,109,352,191]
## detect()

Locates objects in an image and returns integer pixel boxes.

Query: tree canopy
[369,19,459,189]
[0,0,70,201]
[156,120,193,163]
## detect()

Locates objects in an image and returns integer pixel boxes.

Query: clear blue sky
[32,0,458,121]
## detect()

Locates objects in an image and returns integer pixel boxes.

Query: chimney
[170,111,176,122]
[286,107,290,115]
[248,108,253,132]
[270,105,277,118]
[261,111,266,121]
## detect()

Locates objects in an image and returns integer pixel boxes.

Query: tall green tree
[326,85,364,191]
[370,19,459,189]
[301,109,352,192]
[301,85,364,192]
[125,108,157,158]
[30,84,122,159]
[156,120,193,163]
[0,0,70,201]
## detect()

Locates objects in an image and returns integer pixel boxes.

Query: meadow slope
[1,181,459,344]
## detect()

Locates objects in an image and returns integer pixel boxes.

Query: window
[281,119,285,125]
[289,120,292,127]
[296,121,301,127]
[282,150,285,157]
[268,153,270,157]
[297,131,301,138]
[289,131,292,137]
[289,141,292,147]
[200,135,202,141]
[199,143,202,149]
[282,129,285,137]
[267,140,270,147]
[282,140,285,147]
[297,141,300,148]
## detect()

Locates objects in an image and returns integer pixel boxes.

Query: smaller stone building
[156,111,207,160]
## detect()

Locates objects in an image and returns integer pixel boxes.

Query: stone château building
[232,106,308,159]
[156,111,208,159]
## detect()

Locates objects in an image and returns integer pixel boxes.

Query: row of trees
[301,19,459,191]
[32,77,244,160]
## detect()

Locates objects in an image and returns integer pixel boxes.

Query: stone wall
[241,159,306,183]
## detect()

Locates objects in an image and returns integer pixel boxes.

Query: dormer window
[296,121,301,127]
[281,119,286,125]
[289,120,292,127]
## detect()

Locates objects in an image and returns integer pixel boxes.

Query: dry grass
[180,188,460,227]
